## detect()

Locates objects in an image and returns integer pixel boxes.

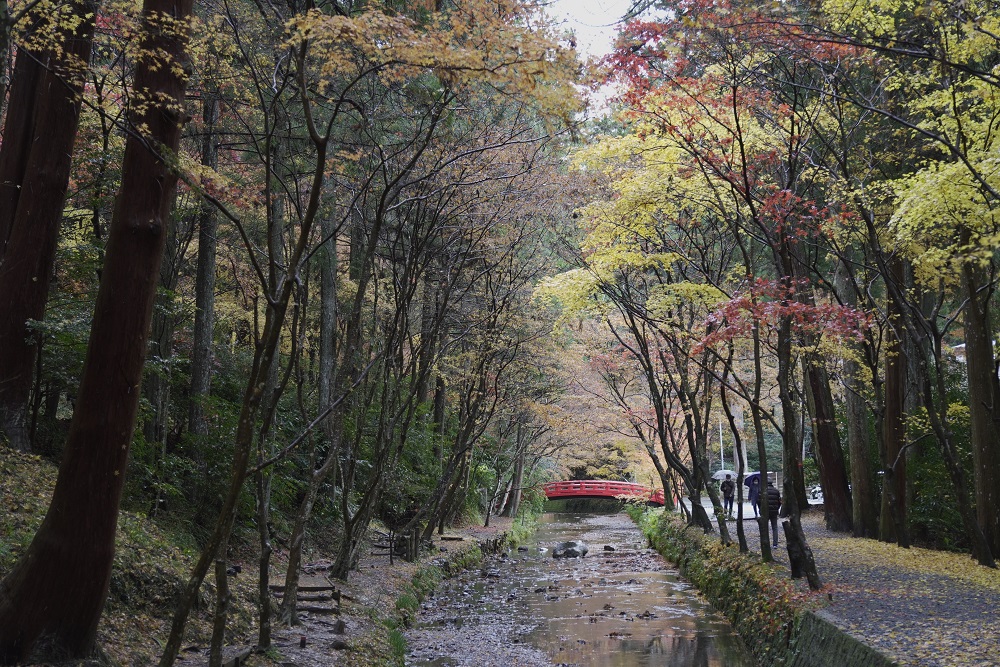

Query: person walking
[765,480,781,547]
[720,475,735,518]
[748,476,760,518]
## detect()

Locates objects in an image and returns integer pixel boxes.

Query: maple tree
[539,0,999,581]
[786,0,1000,564]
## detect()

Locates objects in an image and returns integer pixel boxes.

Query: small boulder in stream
[552,540,589,558]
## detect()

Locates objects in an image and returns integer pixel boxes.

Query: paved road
[676,502,999,667]
[679,496,824,520]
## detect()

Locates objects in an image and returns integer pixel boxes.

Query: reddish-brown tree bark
[804,363,853,532]
[0,0,96,452]
[0,0,193,657]
[880,260,909,547]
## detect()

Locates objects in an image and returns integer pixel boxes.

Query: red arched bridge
[543,480,665,506]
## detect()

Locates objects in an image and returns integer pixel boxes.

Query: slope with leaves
[0,448,259,666]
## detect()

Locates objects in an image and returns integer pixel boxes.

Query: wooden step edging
[269,584,337,592]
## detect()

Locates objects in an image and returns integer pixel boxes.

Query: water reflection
[407,512,753,667]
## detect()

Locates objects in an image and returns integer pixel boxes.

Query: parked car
[809,485,823,500]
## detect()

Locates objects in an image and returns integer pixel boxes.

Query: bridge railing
[542,480,665,506]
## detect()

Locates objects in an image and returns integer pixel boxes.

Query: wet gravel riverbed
[405,512,753,667]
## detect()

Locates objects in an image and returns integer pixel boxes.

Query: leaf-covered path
[735,511,1000,667]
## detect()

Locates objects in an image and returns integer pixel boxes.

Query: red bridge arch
[543,480,665,506]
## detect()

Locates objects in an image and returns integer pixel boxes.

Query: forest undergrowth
[1,448,259,665]
[0,447,517,666]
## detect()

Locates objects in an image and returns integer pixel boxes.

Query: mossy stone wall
[786,610,898,667]
[629,508,899,667]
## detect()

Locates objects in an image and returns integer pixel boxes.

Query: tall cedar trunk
[0,33,43,252]
[880,260,908,546]
[0,3,96,452]
[142,207,180,451]
[188,97,220,436]
[962,262,1000,556]
[834,260,878,538]
[845,359,879,538]
[902,276,926,530]
[0,0,12,122]
[0,0,191,654]
[803,363,853,531]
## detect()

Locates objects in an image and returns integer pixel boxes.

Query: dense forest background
[1,0,999,662]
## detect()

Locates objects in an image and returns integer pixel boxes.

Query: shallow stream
[405,512,754,666]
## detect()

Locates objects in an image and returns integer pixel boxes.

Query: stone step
[298,605,339,615]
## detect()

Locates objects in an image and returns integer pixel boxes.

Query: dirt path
[259,519,514,667]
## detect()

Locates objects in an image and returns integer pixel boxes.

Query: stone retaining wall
[785,609,898,667]
[629,508,900,667]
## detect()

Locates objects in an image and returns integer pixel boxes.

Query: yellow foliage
[535,268,607,321]
[891,157,1000,285]
[822,0,1000,287]
[285,0,582,122]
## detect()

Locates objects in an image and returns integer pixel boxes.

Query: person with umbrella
[745,473,761,518]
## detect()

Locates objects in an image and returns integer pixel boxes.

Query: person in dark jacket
[747,476,760,518]
[720,475,735,518]
[765,480,781,547]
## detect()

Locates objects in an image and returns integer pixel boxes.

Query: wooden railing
[542,480,665,506]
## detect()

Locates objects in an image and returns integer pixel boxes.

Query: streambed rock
[552,540,589,558]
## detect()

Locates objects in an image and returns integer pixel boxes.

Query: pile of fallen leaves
[811,533,1000,593]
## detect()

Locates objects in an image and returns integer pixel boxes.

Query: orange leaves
[285,0,581,121]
